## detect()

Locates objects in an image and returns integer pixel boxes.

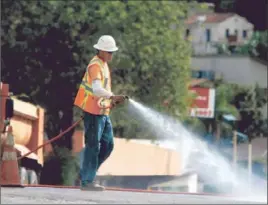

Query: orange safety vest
[74,56,112,115]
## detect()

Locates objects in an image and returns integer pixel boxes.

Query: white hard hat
[93,35,118,52]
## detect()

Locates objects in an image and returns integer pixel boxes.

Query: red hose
[17,116,83,160]
[24,184,233,197]
[16,100,122,160]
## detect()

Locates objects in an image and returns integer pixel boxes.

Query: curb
[23,184,233,197]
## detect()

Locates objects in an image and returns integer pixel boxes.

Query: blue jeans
[80,112,114,186]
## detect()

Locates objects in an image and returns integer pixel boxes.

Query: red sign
[190,87,209,108]
[189,87,215,118]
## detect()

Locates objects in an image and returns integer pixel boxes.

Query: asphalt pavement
[1,187,267,204]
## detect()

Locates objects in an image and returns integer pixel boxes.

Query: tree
[96,1,193,139]
[2,0,195,185]
[232,31,268,62]
[200,81,267,146]
[1,0,107,149]
[252,31,268,62]
[233,84,268,141]
[214,82,241,142]
[2,0,193,143]
[218,0,236,11]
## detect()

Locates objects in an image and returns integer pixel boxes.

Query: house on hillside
[185,13,254,55]
[185,12,267,118]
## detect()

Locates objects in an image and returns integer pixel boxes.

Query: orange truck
[0,82,45,185]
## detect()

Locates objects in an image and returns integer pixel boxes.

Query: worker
[74,35,127,191]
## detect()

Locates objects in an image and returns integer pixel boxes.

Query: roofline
[185,12,236,25]
[216,13,254,26]
[186,13,254,27]
[207,13,236,24]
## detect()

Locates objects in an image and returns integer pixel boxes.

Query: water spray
[126,99,267,203]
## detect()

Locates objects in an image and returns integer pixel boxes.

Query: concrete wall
[148,172,199,193]
[98,175,176,190]
[191,56,267,88]
[72,130,182,176]
[191,55,267,118]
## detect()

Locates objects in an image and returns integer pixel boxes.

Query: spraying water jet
[126,99,267,202]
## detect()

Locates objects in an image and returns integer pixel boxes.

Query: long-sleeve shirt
[92,79,113,98]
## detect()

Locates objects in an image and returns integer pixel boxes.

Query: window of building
[243,30,248,38]
[225,29,229,38]
[235,29,238,36]
[206,29,211,42]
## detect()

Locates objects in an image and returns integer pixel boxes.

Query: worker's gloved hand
[110,95,129,108]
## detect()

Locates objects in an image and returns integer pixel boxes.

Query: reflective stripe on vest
[81,81,93,93]
[79,57,109,110]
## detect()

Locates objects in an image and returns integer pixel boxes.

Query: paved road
[1,187,266,204]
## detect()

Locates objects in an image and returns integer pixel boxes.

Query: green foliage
[1,0,103,149]
[235,31,268,59]
[185,0,212,16]
[40,147,79,186]
[233,84,268,140]
[185,117,207,136]
[215,43,231,55]
[215,82,240,119]
[96,1,193,138]
[215,30,268,62]
[2,0,193,142]
[101,1,191,111]
[56,147,80,186]
[203,80,267,142]
[219,0,235,11]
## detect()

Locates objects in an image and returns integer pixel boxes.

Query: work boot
[80,181,105,191]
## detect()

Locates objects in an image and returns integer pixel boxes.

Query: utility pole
[248,86,257,191]
[248,136,252,192]
[233,129,237,171]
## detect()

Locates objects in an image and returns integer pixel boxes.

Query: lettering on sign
[189,87,215,119]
